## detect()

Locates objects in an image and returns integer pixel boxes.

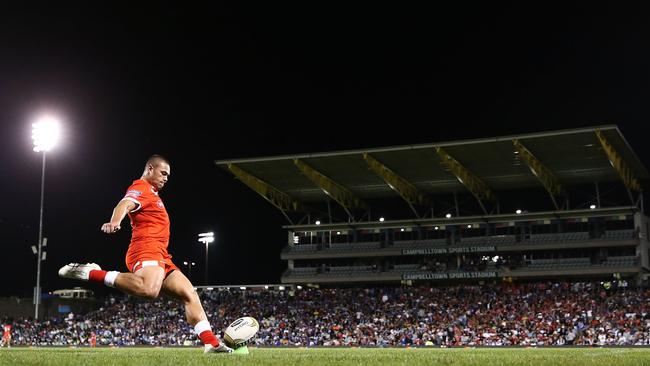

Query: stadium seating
[4,281,648,347]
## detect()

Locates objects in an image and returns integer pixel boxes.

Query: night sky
[1,3,650,297]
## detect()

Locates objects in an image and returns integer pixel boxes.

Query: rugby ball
[223,317,259,348]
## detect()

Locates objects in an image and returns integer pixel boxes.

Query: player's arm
[101,199,137,234]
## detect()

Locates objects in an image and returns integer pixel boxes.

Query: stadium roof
[215,126,648,218]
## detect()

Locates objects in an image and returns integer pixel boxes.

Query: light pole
[198,232,214,285]
[31,115,61,320]
[182,261,196,281]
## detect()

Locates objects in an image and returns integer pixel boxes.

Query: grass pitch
[2,347,650,366]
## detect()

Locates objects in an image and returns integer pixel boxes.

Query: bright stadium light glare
[515,209,522,214]
[400,228,405,232]
[379,217,385,222]
[32,115,61,152]
[445,213,452,218]
[590,204,597,209]
[434,226,439,230]
[297,285,302,290]
[198,232,215,285]
[315,220,321,225]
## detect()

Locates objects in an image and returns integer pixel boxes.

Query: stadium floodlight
[240,286,246,290]
[515,209,522,214]
[467,224,472,228]
[434,226,439,230]
[336,231,341,235]
[400,228,405,232]
[445,213,452,218]
[31,115,61,153]
[379,217,385,222]
[278,286,285,291]
[315,220,321,225]
[590,204,597,209]
[31,114,62,321]
[198,232,215,285]
[182,261,196,280]
[297,285,302,290]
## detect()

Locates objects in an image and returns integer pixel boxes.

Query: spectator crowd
[3,281,650,347]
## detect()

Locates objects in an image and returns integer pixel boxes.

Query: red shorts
[125,240,179,277]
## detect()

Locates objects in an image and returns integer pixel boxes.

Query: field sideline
[2,347,650,366]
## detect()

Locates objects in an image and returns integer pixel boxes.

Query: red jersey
[122,179,170,245]
[3,325,10,337]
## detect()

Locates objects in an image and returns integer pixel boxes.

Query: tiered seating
[459,235,516,245]
[528,232,589,243]
[322,265,375,277]
[288,244,318,252]
[392,263,421,272]
[393,238,447,248]
[288,267,318,276]
[602,256,638,267]
[604,230,636,240]
[528,257,591,269]
[326,242,381,251]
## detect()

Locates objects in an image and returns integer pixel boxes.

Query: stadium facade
[216,126,650,286]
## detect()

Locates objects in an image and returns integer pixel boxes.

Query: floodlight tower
[198,232,214,285]
[31,115,61,319]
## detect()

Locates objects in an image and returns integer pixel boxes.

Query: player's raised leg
[162,270,232,353]
[59,263,165,299]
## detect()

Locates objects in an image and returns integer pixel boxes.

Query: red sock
[88,269,108,283]
[199,330,220,347]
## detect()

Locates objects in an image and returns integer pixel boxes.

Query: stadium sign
[402,271,498,280]
[401,246,496,256]
[448,246,496,253]
[401,248,448,255]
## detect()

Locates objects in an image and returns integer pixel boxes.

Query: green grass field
[2,347,650,366]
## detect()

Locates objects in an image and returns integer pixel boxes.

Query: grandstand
[215,126,650,286]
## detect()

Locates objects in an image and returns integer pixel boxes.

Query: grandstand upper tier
[215,126,650,285]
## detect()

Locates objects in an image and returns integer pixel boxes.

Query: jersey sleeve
[122,181,146,212]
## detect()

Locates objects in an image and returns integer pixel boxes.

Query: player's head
[142,154,170,190]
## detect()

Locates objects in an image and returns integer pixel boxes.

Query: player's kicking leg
[161,270,232,353]
[58,263,164,299]
[58,262,232,353]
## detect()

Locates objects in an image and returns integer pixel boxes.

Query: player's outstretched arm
[101,199,136,234]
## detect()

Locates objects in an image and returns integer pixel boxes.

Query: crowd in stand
[2,281,650,347]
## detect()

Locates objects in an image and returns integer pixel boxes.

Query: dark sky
[1,3,650,296]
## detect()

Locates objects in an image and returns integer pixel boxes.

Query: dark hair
[146,154,170,167]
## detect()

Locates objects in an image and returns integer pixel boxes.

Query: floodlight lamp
[32,115,61,152]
